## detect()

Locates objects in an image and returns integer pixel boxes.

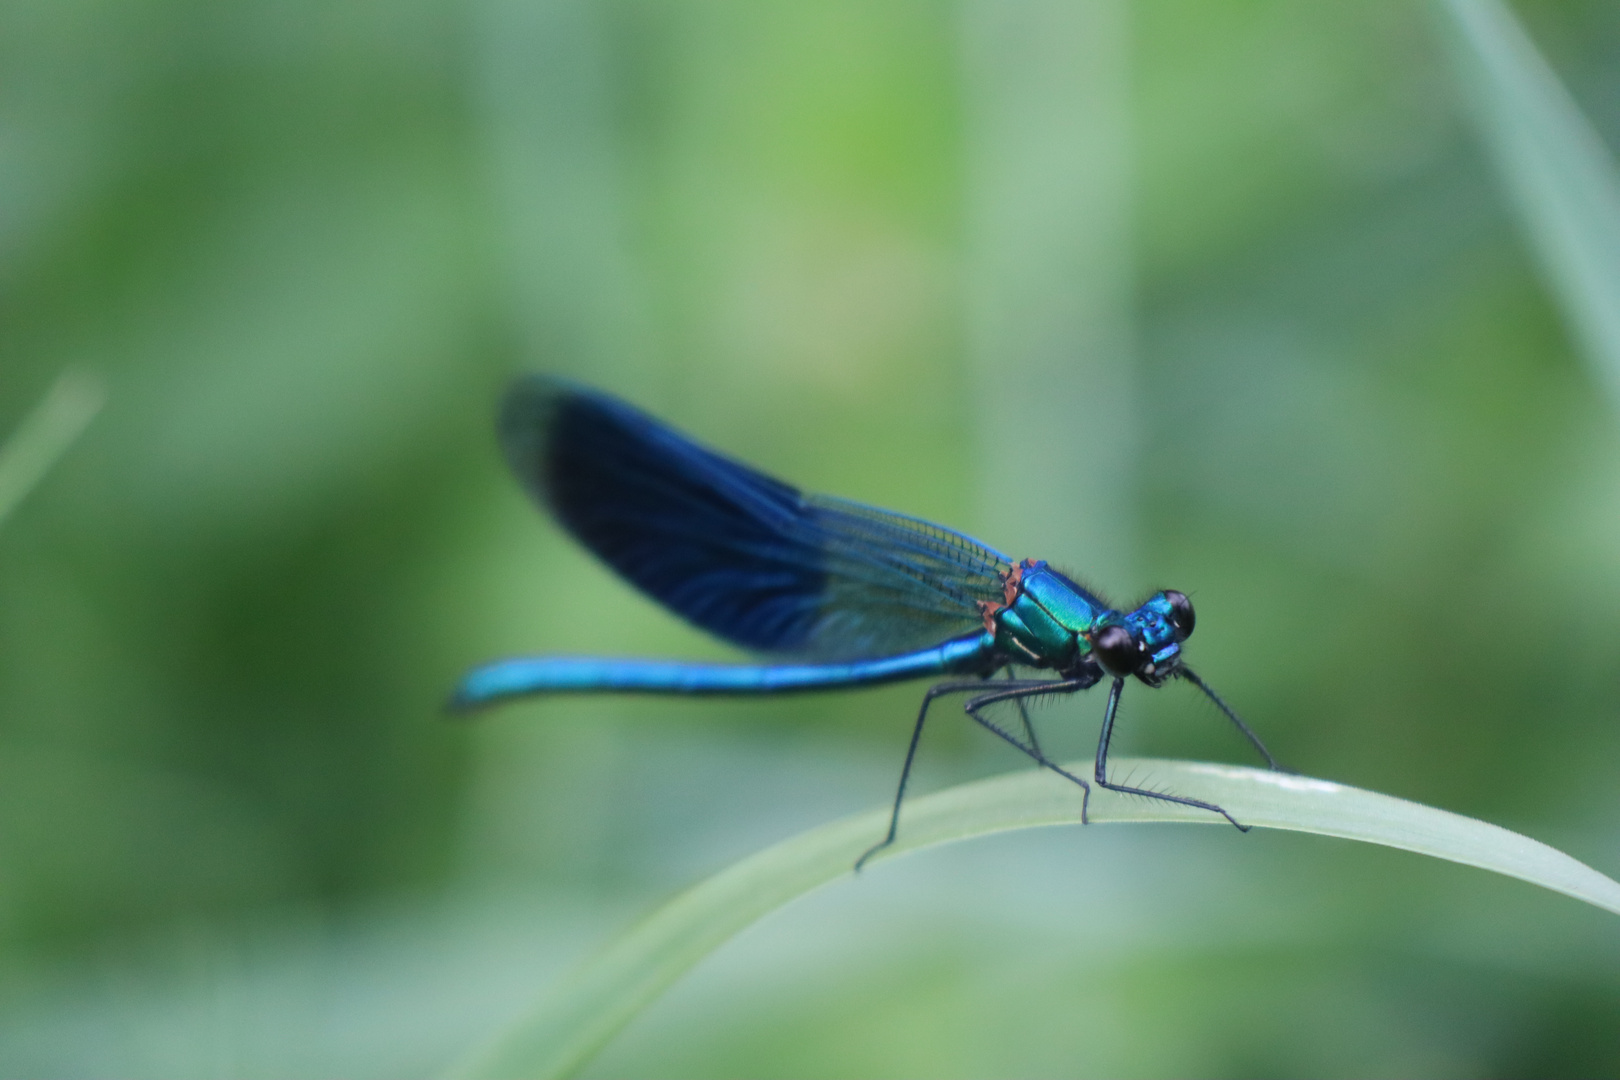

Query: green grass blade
[1434,0,1620,404]
[448,757,1620,1080]
[0,370,105,531]
[961,0,1135,581]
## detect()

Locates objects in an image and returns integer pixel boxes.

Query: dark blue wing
[498,376,1011,659]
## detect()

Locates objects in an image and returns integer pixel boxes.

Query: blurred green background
[5,0,1620,1075]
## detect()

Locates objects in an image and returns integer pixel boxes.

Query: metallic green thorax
[986,559,1191,684]
[990,560,1112,668]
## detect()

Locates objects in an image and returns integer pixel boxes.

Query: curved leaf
[448,758,1620,1079]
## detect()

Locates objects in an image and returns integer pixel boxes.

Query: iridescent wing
[498,376,1011,660]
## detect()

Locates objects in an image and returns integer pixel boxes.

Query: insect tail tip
[442,688,489,720]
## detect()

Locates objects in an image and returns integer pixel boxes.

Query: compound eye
[1092,624,1139,676]
[1163,590,1195,639]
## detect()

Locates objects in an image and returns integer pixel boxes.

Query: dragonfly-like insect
[452,376,1281,867]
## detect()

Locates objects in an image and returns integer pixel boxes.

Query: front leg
[1178,667,1282,771]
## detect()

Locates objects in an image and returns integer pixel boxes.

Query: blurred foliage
[2,0,1620,1076]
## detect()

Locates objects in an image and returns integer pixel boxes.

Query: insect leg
[960,680,1095,821]
[1004,667,1043,755]
[1178,667,1282,771]
[1094,676,1250,831]
[855,679,999,872]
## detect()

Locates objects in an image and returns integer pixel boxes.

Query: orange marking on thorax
[983,559,1039,634]
[1001,559,1035,605]
[976,599,1003,635]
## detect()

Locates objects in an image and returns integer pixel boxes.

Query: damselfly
[453,377,1280,867]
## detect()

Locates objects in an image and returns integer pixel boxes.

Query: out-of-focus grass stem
[0,370,104,532]
[1435,0,1620,409]
[961,0,1137,586]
